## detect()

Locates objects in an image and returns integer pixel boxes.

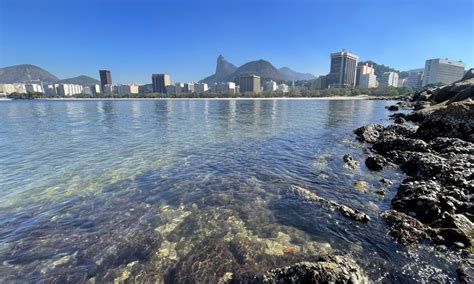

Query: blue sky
[1,0,473,83]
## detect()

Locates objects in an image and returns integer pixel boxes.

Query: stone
[354,124,384,143]
[261,255,370,283]
[365,154,388,171]
[290,186,370,222]
[343,154,360,170]
[388,105,399,111]
[394,116,406,124]
[380,210,429,245]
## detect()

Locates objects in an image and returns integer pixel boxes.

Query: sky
[0,0,473,84]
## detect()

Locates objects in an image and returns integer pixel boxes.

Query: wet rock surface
[260,255,370,284]
[380,210,429,245]
[289,186,370,222]
[343,154,360,170]
[355,74,474,256]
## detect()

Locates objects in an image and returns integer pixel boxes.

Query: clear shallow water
[0,99,460,282]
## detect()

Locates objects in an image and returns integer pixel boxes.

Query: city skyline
[1,0,473,83]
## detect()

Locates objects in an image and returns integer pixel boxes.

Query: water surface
[0,99,460,282]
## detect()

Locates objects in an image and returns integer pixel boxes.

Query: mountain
[201,55,315,83]
[279,67,316,81]
[0,64,59,83]
[228,59,286,82]
[56,75,100,86]
[201,55,237,83]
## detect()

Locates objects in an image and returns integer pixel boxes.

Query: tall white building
[397,78,407,88]
[264,80,277,92]
[213,82,236,94]
[422,58,465,86]
[278,83,289,93]
[380,72,399,87]
[194,83,208,93]
[116,84,139,95]
[359,73,377,88]
[356,63,375,87]
[57,84,83,96]
[0,84,17,95]
[102,84,114,96]
[406,71,423,89]
[25,83,44,93]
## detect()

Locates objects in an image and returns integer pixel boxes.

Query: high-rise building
[313,75,327,90]
[397,78,407,88]
[406,71,423,89]
[239,75,261,94]
[99,70,112,88]
[194,83,208,94]
[326,50,359,88]
[25,83,44,93]
[152,74,172,93]
[380,72,399,87]
[264,80,278,92]
[356,63,375,86]
[359,73,377,89]
[422,58,465,86]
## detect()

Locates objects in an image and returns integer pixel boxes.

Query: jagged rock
[290,186,370,222]
[382,124,418,138]
[354,124,383,143]
[365,154,389,171]
[343,154,359,170]
[373,137,429,155]
[414,99,474,142]
[414,101,431,110]
[388,105,399,111]
[380,210,429,245]
[429,137,474,155]
[381,178,393,186]
[261,255,370,283]
[431,214,474,248]
[401,152,473,188]
[394,116,406,124]
[430,79,474,104]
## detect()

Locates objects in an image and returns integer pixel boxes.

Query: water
[0,99,460,282]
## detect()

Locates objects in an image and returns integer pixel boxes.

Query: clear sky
[1,0,473,84]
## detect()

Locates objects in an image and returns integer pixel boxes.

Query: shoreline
[4,95,399,101]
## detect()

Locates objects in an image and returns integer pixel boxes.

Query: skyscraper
[99,70,112,88]
[152,74,172,93]
[356,62,375,86]
[422,58,465,86]
[326,50,359,88]
[380,72,399,87]
[239,75,261,94]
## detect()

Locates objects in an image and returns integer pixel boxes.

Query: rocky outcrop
[289,186,370,222]
[261,255,370,283]
[380,210,429,245]
[354,75,474,250]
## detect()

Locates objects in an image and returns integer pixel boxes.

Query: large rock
[372,137,429,155]
[414,99,474,142]
[262,255,370,283]
[432,214,474,248]
[430,78,474,104]
[365,154,389,171]
[429,137,474,155]
[289,186,370,222]
[354,124,384,143]
[461,68,474,81]
[380,210,429,245]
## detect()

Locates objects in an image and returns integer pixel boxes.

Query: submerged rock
[261,255,370,283]
[380,210,429,245]
[343,154,360,170]
[290,186,370,222]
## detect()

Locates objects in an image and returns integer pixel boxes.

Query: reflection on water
[0,99,460,282]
